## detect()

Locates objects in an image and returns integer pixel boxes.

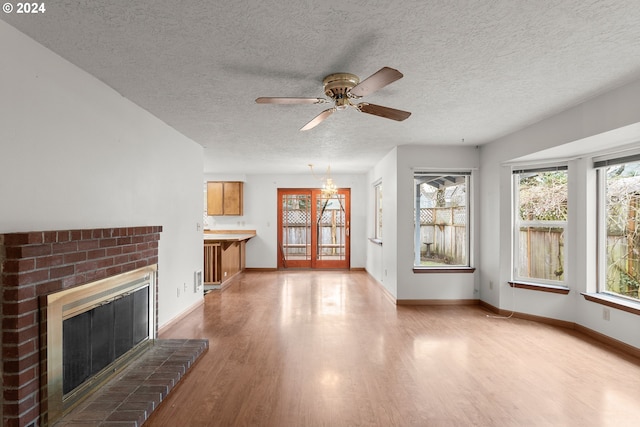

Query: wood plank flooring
[146,270,640,427]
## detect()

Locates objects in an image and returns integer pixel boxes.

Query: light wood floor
[146,270,640,427]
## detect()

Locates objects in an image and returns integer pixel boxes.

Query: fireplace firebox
[45,265,157,420]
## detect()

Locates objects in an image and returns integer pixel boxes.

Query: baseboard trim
[575,324,640,360]
[478,300,640,360]
[397,299,480,306]
[363,271,397,305]
[244,268,278,272]
[479,300,500,314]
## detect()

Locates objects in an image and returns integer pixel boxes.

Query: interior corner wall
[480,76,640,349]
[366,148,398,297]
[0,21,204,328]
[203,172,368,269]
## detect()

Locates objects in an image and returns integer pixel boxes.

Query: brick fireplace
[0,226,162,427]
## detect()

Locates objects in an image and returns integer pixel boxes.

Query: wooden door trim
[277,188,350,270]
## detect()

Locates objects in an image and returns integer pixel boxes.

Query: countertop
[203,230,256,242]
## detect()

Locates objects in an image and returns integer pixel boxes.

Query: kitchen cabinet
[203,231,255,289]
[207,181,243,216]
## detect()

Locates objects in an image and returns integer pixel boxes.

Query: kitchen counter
[203,232,255,242]
[203,230,255,289]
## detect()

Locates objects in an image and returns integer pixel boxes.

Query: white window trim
[512,167,568,287]
[374,180,382,240]
[595,157,640,302]
[413,171,472,269]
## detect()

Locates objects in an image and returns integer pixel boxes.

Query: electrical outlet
[184,282,187,292]
[489,281,493,290]
[177,288,180,298]
[603,308,610,321]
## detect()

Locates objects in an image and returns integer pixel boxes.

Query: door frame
[277,188,350,269]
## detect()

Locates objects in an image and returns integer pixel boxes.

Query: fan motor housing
[323,73,360,99]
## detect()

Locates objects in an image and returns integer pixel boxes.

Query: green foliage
[609,265,640,298]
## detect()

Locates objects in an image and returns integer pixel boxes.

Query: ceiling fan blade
[256,97,327,104]
[356,103,411,122]
[300,108,335,131]
[350,67,404,97]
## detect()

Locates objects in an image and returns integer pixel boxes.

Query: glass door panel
[278,191,312,268]
[313,190,349,268]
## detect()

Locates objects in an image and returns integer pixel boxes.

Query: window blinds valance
[594,153,640,169]
[414,171,471,176]
[512,165,568,174]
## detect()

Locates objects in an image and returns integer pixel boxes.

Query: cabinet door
[207,182,224,216]
[223,182,243,215]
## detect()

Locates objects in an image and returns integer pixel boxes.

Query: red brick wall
[0,226,162,427]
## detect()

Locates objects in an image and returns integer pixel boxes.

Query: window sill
[581,293,640,316]
[508,281,571,295]
[413,267,475,274]
[508,281,570,294]
[368,238,382,246]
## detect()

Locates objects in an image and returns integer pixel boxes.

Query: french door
[278,188,350,269]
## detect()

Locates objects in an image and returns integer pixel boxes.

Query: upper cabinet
[207,181,243,216]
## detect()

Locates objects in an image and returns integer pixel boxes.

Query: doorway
[278,188,350,269]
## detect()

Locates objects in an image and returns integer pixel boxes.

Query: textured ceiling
[3,1,640,173]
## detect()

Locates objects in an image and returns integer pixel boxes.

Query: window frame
[595,154,640,303]
[413,171,472,270]
[374,180,382,241]
[512,166,569,287]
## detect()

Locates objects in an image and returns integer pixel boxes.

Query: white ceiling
[3,1,640,174]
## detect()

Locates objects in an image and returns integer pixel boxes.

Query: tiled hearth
[53,339,208,426]
[0,226,193,427]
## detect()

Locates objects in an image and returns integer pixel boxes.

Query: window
[596,155,640,301]
[374,181,382,240]
[413,172,470,267]
[512,167,568,286]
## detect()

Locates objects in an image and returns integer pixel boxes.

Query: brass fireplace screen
[44,265,157,422]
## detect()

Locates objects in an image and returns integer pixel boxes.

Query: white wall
[366,148,398,297]
[395,145,480,300]
[0,21,204,328]
[480,76,640,349]
[365,145,481,300]
[204,173,367,269]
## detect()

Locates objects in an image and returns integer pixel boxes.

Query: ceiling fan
[255,67,411,131]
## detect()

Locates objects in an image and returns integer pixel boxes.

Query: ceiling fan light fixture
[334,97,350,110]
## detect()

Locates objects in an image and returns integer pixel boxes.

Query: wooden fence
[516,227,564,281]
[606,234,640,298]
[281,209,346,257]
[418,207,466,264]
